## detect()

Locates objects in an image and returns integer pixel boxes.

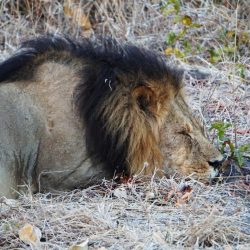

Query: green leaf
[161,0,180,15]
[209,49,221,63]
[210,122,232,131]
[177,28,187,38]
[166,32,177,46]
[220,144,226,154]
[223,46,236,54]
[210,122,223,130]
[239,143,250,153]
[218,130,225,140]
[228,141,235,154]
[183,40,191,53]
[196,44,203,53]
[234,150,244,167]
[162,7,176,16]
[237,64,246,79]
[190,23,202,28]
[168,0,180,13]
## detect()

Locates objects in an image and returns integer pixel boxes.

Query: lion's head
[160,92,224,181]
[73,37,224,182]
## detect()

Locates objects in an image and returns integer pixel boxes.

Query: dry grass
[1,177,250,249]
[0,0,249,249]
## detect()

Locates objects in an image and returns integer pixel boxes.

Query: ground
[0,1,249,249]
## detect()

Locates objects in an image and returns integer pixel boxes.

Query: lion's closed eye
[178,130,193,140]
[177,124,193,139]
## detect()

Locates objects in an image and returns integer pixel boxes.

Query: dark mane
[0,34,183,174]
[0,35,86,82]
[0,34,182,85]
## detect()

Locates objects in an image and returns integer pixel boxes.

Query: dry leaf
[181,189,193,201]
[165,47,174,55]
[64,0,91,30]
[176,188,193,206]
[70,239,89,250]
[182,15,192,26]
[19,223,41,248]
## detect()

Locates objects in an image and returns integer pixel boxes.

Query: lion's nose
[208,158,225,169]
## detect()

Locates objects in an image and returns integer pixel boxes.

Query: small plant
[210,121,250,167]
[161,0,250,84]
[161,0,202,60]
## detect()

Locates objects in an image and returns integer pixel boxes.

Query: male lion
[0,35,224,198]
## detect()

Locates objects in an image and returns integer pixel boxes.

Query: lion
[0,35,224,198]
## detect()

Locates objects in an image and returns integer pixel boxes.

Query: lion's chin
[209,167,220,179]
[163,162,221,183]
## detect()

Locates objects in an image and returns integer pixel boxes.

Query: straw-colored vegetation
[0,0,249,249]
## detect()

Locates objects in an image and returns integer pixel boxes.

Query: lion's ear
[132,86,158,115]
